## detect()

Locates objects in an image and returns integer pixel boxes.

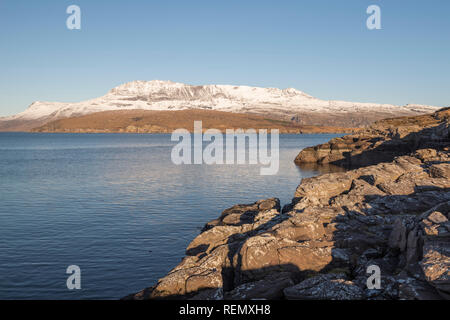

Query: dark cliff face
[126,109,450,300]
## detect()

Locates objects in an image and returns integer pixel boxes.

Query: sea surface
[0,132,343,299]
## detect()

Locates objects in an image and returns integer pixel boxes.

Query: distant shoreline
[12,130,352,135]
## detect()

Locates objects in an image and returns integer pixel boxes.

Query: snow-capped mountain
[0,80,441,130]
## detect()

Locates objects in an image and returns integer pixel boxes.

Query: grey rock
[284,274,365,300]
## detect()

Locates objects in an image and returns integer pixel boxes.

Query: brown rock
[295,108,450,168]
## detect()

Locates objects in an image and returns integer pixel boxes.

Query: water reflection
[294,162,347,175]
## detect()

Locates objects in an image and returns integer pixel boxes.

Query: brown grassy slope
[31,109,355,134]
[0,118,50,132]
[370,107,450,129]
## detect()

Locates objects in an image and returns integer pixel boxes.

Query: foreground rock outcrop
[127,109,449,300]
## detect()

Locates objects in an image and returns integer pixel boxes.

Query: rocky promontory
[295,108,450,167]
[127,109,449,300]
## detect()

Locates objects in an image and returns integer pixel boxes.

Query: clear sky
[0,0,449,116]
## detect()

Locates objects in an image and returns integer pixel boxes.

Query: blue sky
[0,0,449,116]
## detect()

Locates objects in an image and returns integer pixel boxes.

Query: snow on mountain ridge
[107,80,315,102]
[1,80,441,122]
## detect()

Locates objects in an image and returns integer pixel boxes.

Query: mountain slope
[0,80,441,131]
[31,109,354,134]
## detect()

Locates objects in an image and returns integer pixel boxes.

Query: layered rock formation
[127,109,449,300]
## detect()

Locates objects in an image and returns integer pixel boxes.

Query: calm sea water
[0,132,342,299]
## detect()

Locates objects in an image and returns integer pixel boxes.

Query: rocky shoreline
[295,108,450,167]
[126,108,449,300]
